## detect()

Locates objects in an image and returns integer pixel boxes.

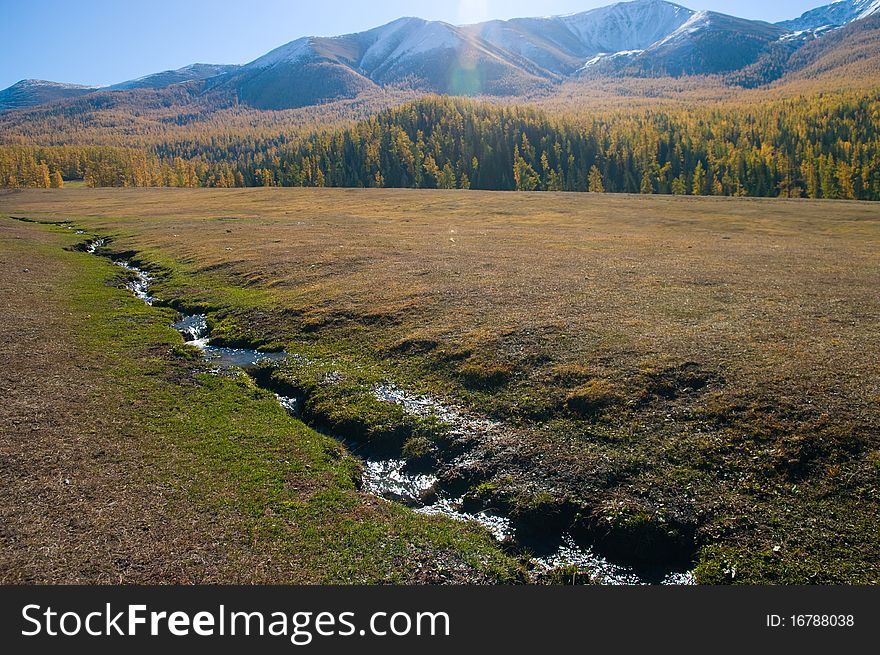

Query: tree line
[2,92,879,200]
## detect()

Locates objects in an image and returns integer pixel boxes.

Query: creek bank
[85,236,696,585]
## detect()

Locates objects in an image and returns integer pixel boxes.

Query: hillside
[0,80,97,111]
[5,93,877,201]
[108,63,240,90]
[781,13,880,83]
[728,13,880,87]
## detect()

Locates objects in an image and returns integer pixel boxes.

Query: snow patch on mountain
[246,38,314,69]
[561,0,694,54]
[578,50,644,71]
[10,79,96,91]
[110,63,239,89]
[376,21,461,60]
[653,11,712,47]
[358,18,431,70]
[779,25,837,41]
[778,0,880,32]
[858,0,880,18]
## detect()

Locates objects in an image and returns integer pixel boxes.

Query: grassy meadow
[0,212,522,584]
[2,187,878,583]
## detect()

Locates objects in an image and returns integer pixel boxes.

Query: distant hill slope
[0,80,96,111]
[108,63,240,90]
[727,13,880,87]
[0,64,238,112]
[781,13,880,82]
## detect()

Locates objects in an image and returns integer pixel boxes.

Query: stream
[88,238,694,585]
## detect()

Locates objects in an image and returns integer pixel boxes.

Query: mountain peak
[557,0,694,56]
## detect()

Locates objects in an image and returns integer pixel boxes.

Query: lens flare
[450,1,490,95]
[456,0,490,25]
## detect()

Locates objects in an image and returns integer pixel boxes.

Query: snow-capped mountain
[468,0,694,75]
[241,2,696,81]
[225,0,880,102]
[225,0,702,107]
[559,0,694,54]
[629,11,786,75]
[778,0,880,32]
[225,15,557,108]
[3,0,880,112]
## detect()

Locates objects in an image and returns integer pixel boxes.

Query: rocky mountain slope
[3,0,880,112]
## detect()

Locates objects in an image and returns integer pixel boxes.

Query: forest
[2,91,879,199]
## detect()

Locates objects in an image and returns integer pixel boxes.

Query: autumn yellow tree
[37,162,51,188]
[588,166,605,193]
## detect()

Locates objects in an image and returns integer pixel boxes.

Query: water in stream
[173,314,287,370]
[363,383,695,585]
[88,238,694,585]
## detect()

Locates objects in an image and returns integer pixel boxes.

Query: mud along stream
[87,238,694,585]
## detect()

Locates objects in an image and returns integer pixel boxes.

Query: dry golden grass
[3,187,879,582]
[4,188,877,424]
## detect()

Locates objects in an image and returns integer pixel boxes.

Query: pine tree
[836,160,855,199]
[173,157,188,188]
[692,161,707,196]
[640,170,654,194]
[423,155,441,188]
[513,146,539,191]
[671,176,687,195]
[439,162,457,189]
[588,166,605,193]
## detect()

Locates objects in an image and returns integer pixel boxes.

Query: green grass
[5,218,524,584]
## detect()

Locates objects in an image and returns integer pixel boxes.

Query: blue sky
[0,0,826,89]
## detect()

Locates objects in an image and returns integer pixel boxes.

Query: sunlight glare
[457,0,491,25]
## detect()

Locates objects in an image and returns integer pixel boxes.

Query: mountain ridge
[109,63,241,91]
[778,0,880,31]
[3,0,880,112]
[0,79,98,111]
